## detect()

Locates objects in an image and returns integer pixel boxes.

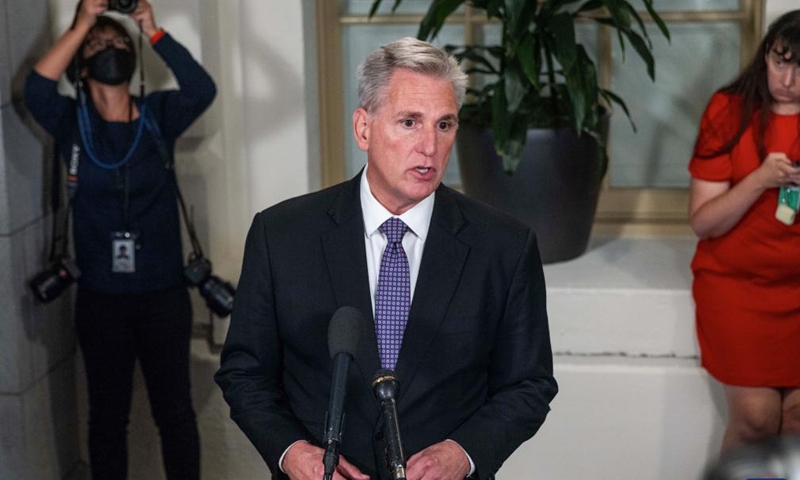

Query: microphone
[372,369,407,480]
[322,306,364,480]
[704,435,800,480]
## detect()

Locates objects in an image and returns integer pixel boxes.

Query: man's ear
[353,107,370,152]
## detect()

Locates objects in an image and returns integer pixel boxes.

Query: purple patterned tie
[375,217,411,370]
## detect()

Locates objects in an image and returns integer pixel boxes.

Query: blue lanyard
[76,91,147,170]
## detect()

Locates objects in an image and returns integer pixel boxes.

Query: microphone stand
[322,306,364,480]
[322,356,349,480]
[372,370,407,480]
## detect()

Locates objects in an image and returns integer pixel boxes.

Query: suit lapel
[395,186,469,398]
[322,180,470,409]
[321,174,382,389]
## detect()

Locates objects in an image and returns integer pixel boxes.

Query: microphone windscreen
[328,306,364,359]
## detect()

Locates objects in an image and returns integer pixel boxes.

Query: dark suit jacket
[215,173,557,479]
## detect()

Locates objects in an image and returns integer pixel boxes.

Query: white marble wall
[0,0,82,478]
[766,0,797,25]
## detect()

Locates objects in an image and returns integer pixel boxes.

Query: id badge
[776,186,800,225]
[111,231,137,273]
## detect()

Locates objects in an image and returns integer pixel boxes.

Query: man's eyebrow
[396,111,458,122]
[396,111,423,120]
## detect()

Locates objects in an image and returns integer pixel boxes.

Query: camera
[30,255,81,303]
[108,0,137,14]
[184,256,236,317]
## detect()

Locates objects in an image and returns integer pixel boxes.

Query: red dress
[690,92,800,387]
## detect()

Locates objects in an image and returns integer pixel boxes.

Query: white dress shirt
[360,164,434,310]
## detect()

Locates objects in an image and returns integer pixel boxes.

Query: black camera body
[108,0,137,14]
[184,256,236,318]
[30,255,81,303]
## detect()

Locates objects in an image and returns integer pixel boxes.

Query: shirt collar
[360,164,435,241]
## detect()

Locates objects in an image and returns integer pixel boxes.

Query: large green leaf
[603,0,632,28]
[549,13,586,127]
[550,12,578,68]
[576,46,599,129]
[368,0,406,17]
[640,0,671,41]
[562,46,599,131]
[503,0,538,46]
[368,0,382,18]
[622,1,652,47]
[502,120,528,173]
[517,33,541,89]
[489,80,526,172]
[537,0,558,19]
[577,0,604,13]
[600,88,636,131]
[621,27,656,80]
[470,0,503,18]
[548,0,588,14]
[504,0,527,40]
[417,0,467,40]
[504,62,530,112]
[450,46,501,75]
[601,0,632,58]
[491,81,512,149]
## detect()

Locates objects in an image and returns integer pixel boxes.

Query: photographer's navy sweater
[25,33,216,295]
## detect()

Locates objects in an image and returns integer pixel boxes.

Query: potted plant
[369,0,670,263]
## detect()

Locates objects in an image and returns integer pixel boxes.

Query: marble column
[0,0,82,478]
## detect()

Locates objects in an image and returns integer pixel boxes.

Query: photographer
[24,0,215,478]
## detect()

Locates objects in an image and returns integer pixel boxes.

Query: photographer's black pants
[75,286,200,480]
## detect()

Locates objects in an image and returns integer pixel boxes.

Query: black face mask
[85,47,135,86]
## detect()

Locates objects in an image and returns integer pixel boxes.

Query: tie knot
[380,217,408,244]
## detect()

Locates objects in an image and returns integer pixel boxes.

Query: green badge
[776,186,800,225]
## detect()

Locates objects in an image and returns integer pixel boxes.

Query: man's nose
[416,126,437,157]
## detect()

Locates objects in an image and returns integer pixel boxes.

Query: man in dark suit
[215,37,557,480]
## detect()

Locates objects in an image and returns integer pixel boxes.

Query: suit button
[375,431,384,441]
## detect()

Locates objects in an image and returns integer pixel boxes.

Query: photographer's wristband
[149,28,165,45]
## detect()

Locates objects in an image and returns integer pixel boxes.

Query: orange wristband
[150,29,166,45]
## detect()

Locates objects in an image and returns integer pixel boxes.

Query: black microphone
[322,306,364,480]
[704,435,800,480]
[372,369,407,480]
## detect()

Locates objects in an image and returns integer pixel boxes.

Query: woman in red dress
[690,9,800,453]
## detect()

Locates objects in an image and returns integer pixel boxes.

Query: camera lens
[200,276,236,317]
[29,257,80,303]
[30,269,70,303]
[184,257,212,286]
[111,0,138,14]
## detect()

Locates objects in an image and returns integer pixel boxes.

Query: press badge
[775,186,800,225]
[111,231,137,273]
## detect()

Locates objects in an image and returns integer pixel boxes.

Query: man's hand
[405,440,471,480]
[283,441,370,480]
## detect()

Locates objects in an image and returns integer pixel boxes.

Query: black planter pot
[456,124,605,264]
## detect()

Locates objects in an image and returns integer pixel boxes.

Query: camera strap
[141,106,206,261]
[48,141,73,263]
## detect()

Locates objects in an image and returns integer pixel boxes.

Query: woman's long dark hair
[696,10,800,161]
